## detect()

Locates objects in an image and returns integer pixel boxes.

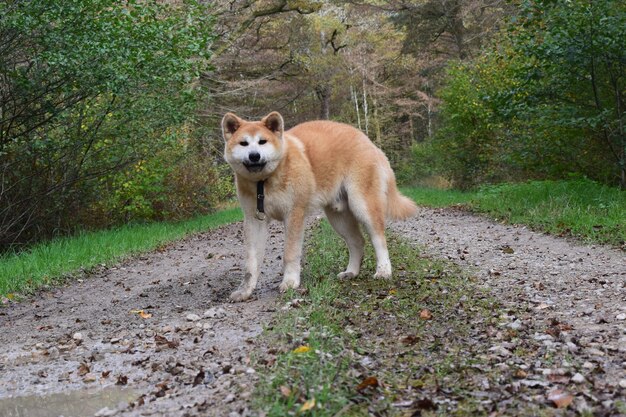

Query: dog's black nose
[249,152,261,162]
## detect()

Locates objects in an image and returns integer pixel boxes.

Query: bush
[0,0,215,250]
[417,0,626,189]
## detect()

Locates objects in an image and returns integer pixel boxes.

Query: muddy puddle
[0,386,138,417]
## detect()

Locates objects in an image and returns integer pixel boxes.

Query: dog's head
[221,112,285,180]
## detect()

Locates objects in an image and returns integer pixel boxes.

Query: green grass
[0,208,242,297]
[401,186,473,208]
[252,221,519,416]
[403,178,625,246]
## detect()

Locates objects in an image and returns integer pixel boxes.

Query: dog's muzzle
[243,161,266,173]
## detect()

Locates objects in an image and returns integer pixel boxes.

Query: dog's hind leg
[348,188,392,279]
[230,215,268,302]
[324,207,364,279]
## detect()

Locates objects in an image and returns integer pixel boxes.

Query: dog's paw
[374,265,392,279]
[278,279,299,293]
[229,289,251,302]
[337,271,355,279]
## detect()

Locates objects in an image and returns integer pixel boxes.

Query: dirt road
[0,209,624,416]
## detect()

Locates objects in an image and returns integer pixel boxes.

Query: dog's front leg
[230,215,268,302]
[279,207,306,292]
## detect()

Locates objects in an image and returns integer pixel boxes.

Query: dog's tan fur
[222,111,417,301]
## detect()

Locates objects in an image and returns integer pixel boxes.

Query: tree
[431,0,626,189]
[0,0,214,249]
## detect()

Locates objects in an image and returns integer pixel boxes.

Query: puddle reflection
[0,386,137,417]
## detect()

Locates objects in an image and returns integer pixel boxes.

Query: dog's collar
[255,180,266,221]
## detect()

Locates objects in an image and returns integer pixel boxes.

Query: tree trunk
[315,84,331,120]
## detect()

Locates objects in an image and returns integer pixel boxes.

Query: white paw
[374,265,392,279]
[337,271,355,279]
[229,289,252,302]
[278,278,299,292]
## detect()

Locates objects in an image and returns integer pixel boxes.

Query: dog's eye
[259,139,267,145]
[240,141,249,146]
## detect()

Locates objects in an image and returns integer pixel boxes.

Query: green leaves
[0,0,216,248]
[431,0,626,189]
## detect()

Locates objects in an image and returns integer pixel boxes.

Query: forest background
[1,0,624,252]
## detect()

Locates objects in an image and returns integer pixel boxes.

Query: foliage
[0,0,215,250]
[428,0,626,189]
[0,208,242,297]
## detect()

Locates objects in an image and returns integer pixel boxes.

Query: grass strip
[252,221,530,416]
[403,178,625,246]
[0,208,242,297]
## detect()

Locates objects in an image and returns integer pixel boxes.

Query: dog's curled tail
[386,180,418,220]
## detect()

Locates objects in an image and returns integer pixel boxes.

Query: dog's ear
[262,112,284,137]
[222,113,242,141]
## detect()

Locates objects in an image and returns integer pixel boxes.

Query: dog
[222,111,417,301]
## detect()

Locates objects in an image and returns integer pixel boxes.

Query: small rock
[186,313,201,322]
[489,346,512,357]
[571,373,585,383]
[95,407,118,417]
[359,356,374,368]
[509,320,522,330]
[203,307,227,319]
[575,398,593,415]
[72,332,83,342]
[619,379,626,389]
[616,313,626,320]
[83,373,97,383]
[46,347,60,359]
[587,347,605,356]
[519,379,549,388]
[224,393,236,403]
[582,362,595,370]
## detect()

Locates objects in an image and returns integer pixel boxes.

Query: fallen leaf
[419,309,433,320]
[293,345,311,354]
[547,374,570,383]
[193,370,205,386]
[299,398,316,412]
[279,385,292,397]
[514,369,528,379]
[400,335,418,345]
[155,334,179,349]
[77,363,90,376]
[500,245,514,254]
[6,293,15,300]
[356,376,379,392]
[547,389,573,409]
[116,375,128,385]
[129,309,152,319]
[388,289,397,295]
[414,397,437,411]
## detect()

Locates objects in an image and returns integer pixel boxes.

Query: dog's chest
[262,188,293,221]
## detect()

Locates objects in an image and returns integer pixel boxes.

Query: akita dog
[222,111,417,301]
